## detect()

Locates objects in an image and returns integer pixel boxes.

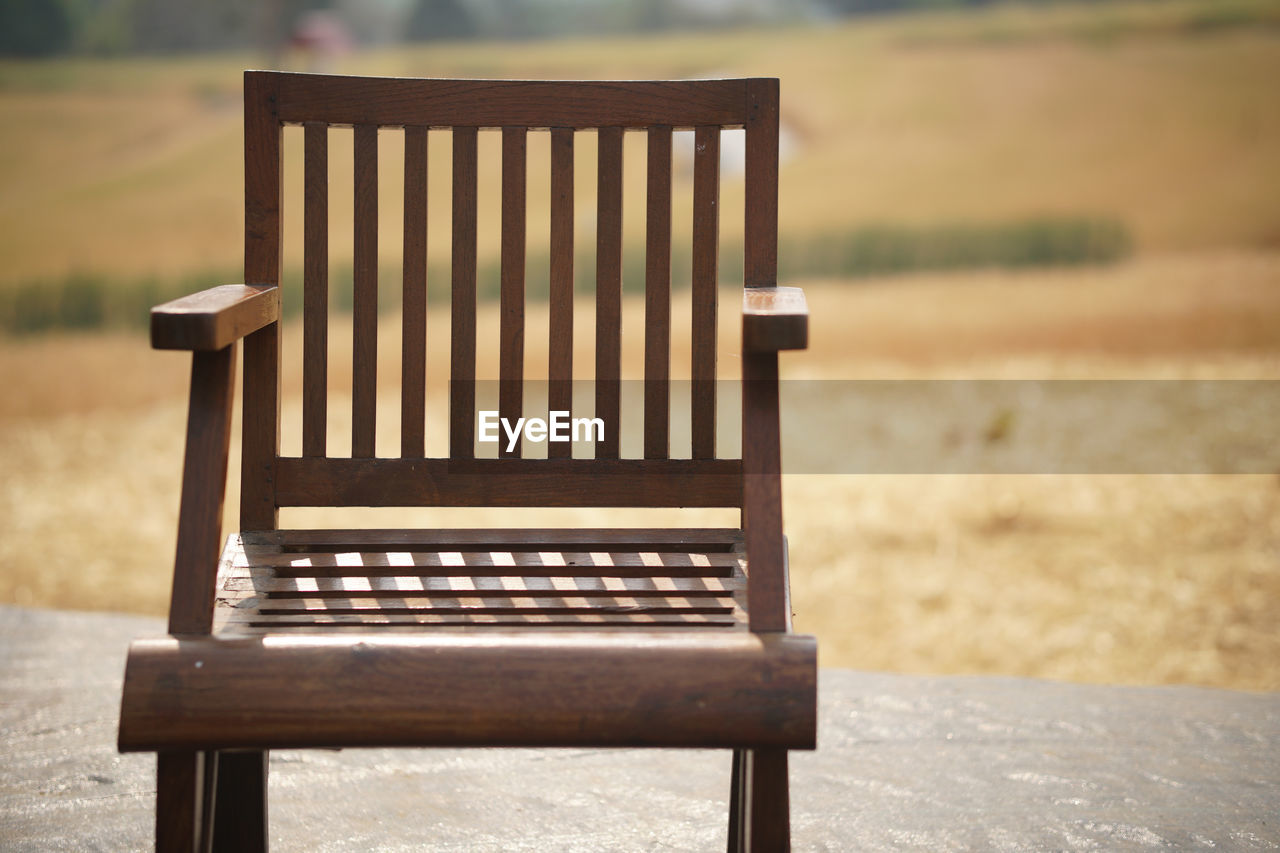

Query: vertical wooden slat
[241,71,281,532]
[744,80,779,289]
[594,126,623,460]
[691,125,720,460]
[742,78,786,632]
[450,126,478,459]
[644,125,672,459]
[302,122,328,458]
[352,124,378,458]
[499,126,527,458]
[548,128,575,459]
[402,125,428,458]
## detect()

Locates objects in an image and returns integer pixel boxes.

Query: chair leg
[156,751,206,853]
[728,749,748,852]
[210,750,269,853]
[728,749,791,852]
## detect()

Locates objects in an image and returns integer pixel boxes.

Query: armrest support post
[168,344,237,635]
[742,349,788,632]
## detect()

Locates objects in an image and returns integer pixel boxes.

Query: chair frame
[119,71,812,853]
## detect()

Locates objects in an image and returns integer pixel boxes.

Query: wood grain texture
[240,70,282,533]
[548,128,574,459]
[119,632,816,751]
[274,457,743,508]
[595,126,623,459]
[352,124,379,458]
[209,751,267,853]
[450,127,478,459]
[168,347,237,635]
[402,125,429,458]
[303,122,329,458]
[745,749,791,852]
[644,125,672,460]
[156,751,204,853]
[499,127,527,458]
[151,285,279,352]
[744,79,779,289]
[267,72,750,129]
[691,126,720,460]
[742,351,786,631]
[252,527,742,548]
[728,748,746,852]
[742,286,808,352]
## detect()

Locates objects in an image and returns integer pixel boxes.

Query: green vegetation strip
[0,216,1129,335]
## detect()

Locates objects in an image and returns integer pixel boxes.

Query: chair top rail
[255,71,759,129]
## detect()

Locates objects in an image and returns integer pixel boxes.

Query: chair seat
[213,528,750,634]
[120,529,816,754]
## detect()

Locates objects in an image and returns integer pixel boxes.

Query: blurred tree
[0,0,75,56]
[405,0,477,41]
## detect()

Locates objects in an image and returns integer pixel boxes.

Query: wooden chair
[118,71,813,852]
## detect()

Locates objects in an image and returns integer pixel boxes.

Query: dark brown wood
[274,457,743,508]
[240,70,281,533]
[740,77,788,634]
[450,126,478,459]
[402,125,429,458]
[119,632,816,751]
[595,126,623,459]
[728,749,746,852]
[253,526,743,549]
[353,124,379,458]
[132,73,808,852]
[743,350,786,631]
[499,126,527,458]
[168,346,237,635]
[267,72,750,129]
[303,122,329,458]
[209,751,267,853]
[691,126,720,460]
[151,285,279,352]
[548,128,575,459]
[746,749,790,852]
[199,751,217,853]
[645,125,672,459]
[744,79,779,289]
[743,287,807,352]
[156,751,204,853]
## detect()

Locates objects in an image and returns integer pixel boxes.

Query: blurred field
[1,1,1278,690]
[2,0,1279,289]
[2,252,1278,689]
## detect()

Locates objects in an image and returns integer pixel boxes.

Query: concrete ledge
[2,605,1276,851]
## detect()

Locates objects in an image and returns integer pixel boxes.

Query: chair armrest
[151,284,279,351]
[742,286,807,352]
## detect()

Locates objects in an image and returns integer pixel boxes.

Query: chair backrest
[238,72,780,531]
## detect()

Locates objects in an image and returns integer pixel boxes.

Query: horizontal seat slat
[227,612,740,627]
[251,527,744,551]
[222,574,739,596]
[236,549,741,573]
[247,598,738,614]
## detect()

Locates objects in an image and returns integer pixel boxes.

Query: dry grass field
[1,1,1278,690]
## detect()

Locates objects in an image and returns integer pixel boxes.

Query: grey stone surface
[1,604,1277,851]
